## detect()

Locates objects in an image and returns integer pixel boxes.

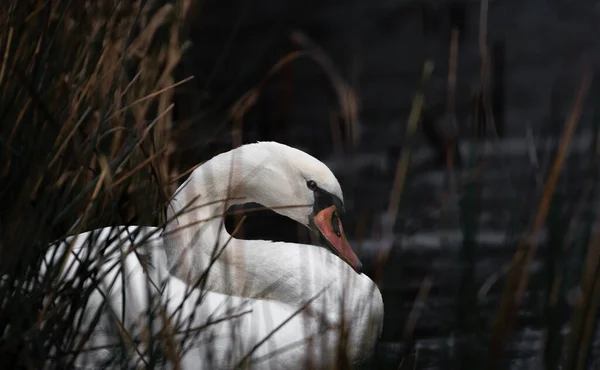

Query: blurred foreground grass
[0,0,192,367]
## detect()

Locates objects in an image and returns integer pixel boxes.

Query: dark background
[172,0,600,368]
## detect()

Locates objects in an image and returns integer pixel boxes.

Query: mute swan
[40,142,383,368]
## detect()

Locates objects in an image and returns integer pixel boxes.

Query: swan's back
[210,238,384,360]
[40,226,377,369]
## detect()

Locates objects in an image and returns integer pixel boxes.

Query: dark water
[174,0,600,368]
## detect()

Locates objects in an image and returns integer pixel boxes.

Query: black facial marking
[307,180,344,215]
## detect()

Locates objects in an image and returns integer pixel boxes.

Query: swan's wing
[236,240,384,359]
[40,226,340,369]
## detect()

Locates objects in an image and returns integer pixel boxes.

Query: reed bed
[0,0,193,367]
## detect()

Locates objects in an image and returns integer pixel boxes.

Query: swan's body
[40,142,384,368]
[42,227,357,369]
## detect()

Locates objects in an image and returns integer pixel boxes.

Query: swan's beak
[312,205,363,273]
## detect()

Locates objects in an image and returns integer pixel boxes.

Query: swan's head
[243,142,363,273]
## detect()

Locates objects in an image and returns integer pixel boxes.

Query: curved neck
[162,145,310,283]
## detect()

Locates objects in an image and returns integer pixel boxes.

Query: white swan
[40,142,383,369]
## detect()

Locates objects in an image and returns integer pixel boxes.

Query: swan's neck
[165,195,241,286]
[163,145,310,288]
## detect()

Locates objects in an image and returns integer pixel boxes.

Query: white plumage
[41,142,384,369]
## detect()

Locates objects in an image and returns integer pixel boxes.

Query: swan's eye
[331,211,342,237]
[307,180,317,191]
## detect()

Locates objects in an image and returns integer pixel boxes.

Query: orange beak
[312,205,362,273]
